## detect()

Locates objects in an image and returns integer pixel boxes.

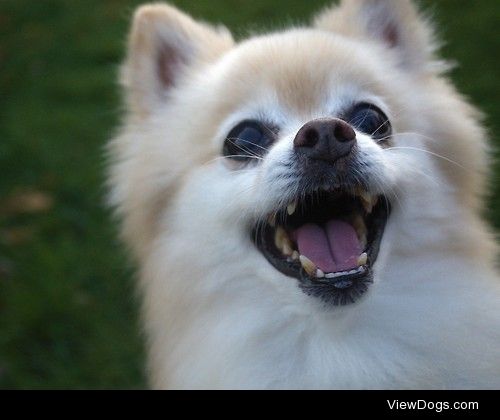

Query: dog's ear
[121,3,234,118]
[314,0,438,72]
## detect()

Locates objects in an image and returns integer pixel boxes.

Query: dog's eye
[223,120,276,161]
[348,103,392,141]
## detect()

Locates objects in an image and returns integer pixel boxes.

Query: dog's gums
[252,188,390,305]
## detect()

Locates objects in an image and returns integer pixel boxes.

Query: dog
[107,0,500,389]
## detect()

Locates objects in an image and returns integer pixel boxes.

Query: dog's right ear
[121,3,233,118]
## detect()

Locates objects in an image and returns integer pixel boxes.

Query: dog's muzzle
[252,118,391,305]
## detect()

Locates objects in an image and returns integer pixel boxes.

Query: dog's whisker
[227,137,271,153]
[385,146,468,171]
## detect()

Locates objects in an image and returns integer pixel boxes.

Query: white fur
[108,1,500,389]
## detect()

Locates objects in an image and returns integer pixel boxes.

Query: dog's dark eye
[348,103,392,141]
[223,120,277,161]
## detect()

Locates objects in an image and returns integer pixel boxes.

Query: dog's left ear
[314,0,438,72]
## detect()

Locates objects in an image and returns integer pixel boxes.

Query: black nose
[293,118,356,163]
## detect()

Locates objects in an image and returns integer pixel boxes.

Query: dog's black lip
[252,192,390,306]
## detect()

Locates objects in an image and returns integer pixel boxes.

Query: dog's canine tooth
[274,226,285,250]
[361,197,373,213]
[291,250,300,261]
[316,268,325,278]
[287,200,297,216]
[282,243,293,257]
[357,187,376,213]
[274,226,294,256]
[364,194,379,214]
[299,255,316,276]
[357,252,368,266]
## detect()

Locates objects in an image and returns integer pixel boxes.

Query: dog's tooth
[362,197,373,213]
[357,187,371,202]
[299,255,316,276]
[282,243,293,257]
[357,252,368,266]
[357,188,376,213]
[325,272,341,279]
[364,195,379,213]
[274,226,294,256]
[268,213,276,227]
[287,200,297,216]
[291,250,300,261]
[274,226,286,250]
[316,268,325,278]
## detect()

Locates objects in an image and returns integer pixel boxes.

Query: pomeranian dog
[107,0,500,389]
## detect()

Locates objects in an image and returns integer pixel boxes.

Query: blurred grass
[0,0,498,389]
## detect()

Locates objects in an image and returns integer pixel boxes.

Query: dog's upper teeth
[274,226,293,256]
[325,266,365,278]
[299,255,316,276]
[287,200,297,216]
[357,188,377,213]
[363,195,378,213]
[274,226,285,250]
[357,252,368,266]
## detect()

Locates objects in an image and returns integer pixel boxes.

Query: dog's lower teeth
[299,255,316,276]
[316,268,325,278]
[291,250,300,261]
[324,266,364,278]
[357,252,367,266]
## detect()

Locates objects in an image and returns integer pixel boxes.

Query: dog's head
[109,0,491,307]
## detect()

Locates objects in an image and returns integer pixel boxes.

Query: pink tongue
[294,220,361,273]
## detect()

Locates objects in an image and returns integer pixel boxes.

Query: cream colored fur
[108,0,500,389]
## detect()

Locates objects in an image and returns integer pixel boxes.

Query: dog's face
[110,1,489,308]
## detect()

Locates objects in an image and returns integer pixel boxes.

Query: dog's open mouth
[252,188,390,305]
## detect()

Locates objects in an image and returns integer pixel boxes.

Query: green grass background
[0,0,498,389]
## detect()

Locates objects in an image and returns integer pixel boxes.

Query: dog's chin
[252,187,390,306]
